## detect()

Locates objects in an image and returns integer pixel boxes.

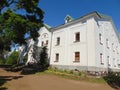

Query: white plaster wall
[95,19,120,71]
[37,27,52,58]
[50,22,87,67]
[86,18,96,67]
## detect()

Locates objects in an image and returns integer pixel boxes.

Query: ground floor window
[100,53,104,64]
[107,56,110,66]
[74,52,80,62]
[54,53,59,62]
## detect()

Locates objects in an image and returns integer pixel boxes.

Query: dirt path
[0,68,114,90]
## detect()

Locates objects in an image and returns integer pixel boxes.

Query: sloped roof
[52,11,101,31]
[44,23,52,29]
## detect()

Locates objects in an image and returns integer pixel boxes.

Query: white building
[27,11,120,73]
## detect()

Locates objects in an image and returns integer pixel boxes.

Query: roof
[44,23,52,29]
[50,11,120,43]
[42,11,113,31]
[52,11,101,31]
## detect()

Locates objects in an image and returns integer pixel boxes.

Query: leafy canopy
[0,0,44,51]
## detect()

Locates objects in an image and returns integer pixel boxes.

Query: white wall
[94,18,120,71]
[50,22,88,67]
[37,27,52,58]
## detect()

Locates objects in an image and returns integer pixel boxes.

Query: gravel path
[0,68,114,90]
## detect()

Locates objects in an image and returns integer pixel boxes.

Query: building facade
[27,11,120,73]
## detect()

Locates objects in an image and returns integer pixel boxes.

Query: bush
[5,51,19,65]
[0,58,4,64]
[69,70,74,74]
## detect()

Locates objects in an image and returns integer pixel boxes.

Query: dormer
[64,15,74,23]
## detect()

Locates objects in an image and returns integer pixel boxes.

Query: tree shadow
[0,75,23,90]
[103,72,120,90]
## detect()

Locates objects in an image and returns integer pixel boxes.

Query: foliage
[38,47,49,69]
[5,51,19,65]
[0,0,44,58]
[0,58,4,64]
[103,73,120,89]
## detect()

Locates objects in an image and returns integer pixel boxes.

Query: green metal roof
[44,23,52,29]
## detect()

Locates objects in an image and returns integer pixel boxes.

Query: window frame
[107,56,110,66]
[54,53,59,62]
[46,40,48,46]
[106,39,109,49]
[74,32,80,42]
[41,41,44,46]
[100,53,104,65]
[99,33,103,45]
[56,37,60,45]
[74,52,80,62]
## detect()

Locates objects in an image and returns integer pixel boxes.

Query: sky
[39,0,120,34]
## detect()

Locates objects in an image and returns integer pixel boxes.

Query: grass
[36,68,106,84]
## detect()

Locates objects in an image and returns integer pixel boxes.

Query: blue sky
[39,0,120,34]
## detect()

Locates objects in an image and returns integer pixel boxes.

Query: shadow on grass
[103,73,120,90]
[0,75,23,90]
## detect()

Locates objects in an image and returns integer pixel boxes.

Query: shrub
[5,51,19,65]
[0,58,4,64]
[78,72,81,76]
[69,70,74,74]
[38,47,49,69]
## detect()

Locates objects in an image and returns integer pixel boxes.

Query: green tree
[5,51,19,65]
[38,47,49,69]
[0,0,44,59]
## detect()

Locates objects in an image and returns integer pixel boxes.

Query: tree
[5,51,19,65]
[38,47,49,69]
[0,0,44,59]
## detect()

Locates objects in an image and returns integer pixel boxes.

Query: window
[75,32,80,42]
[116,46,119,54]
[117,59,120,68]
[106,39,109,48]
[74,52,80,62]
[99,34,103,44]
[113,58,116,67]
[112,43,115,52]
[41,41,44,46]
[100,53,104,64]
[55,53,59,62]
[56,37,60,45]
[107,56,110,66]
[46,40,48,46]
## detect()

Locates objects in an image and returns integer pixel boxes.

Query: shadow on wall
[0,75,23,90]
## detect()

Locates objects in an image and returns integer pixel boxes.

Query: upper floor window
[56,37,60,45]
[99,33,103,45]
[107,56,110,66]
[46,40,48,46]
[75,32,80,42]
[54,53,59,62]
[74,52,80,62]
[113,58,116,67]
[112,43,115,52]
[116,46,119,54]
[100,53,104,64]
[41,41,44,46]
[106,39,109,49]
